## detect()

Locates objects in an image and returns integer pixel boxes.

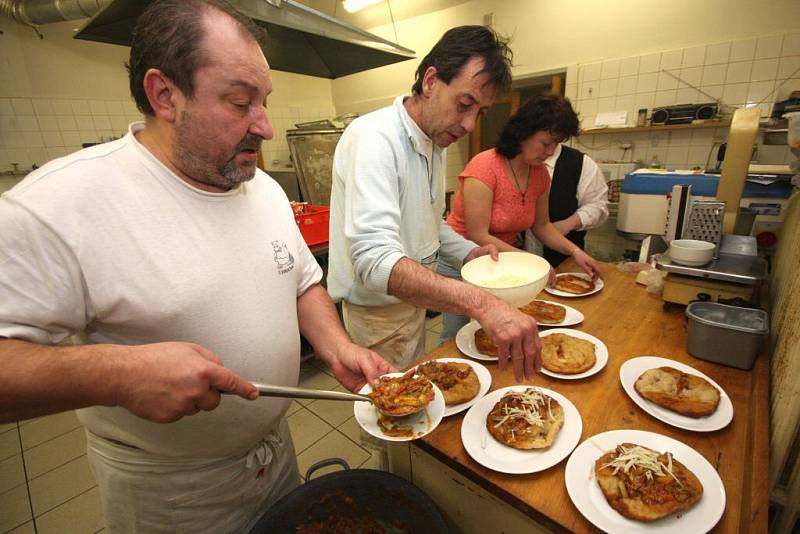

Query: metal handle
[249,383,371,403]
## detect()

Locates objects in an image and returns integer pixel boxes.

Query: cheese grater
[685,200,726,258]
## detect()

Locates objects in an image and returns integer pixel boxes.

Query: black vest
[544,145,585,267]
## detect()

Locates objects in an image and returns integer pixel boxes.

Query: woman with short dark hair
[439,94,602,340]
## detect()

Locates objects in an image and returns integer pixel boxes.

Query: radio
[651,103,719,125]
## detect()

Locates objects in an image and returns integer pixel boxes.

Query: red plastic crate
[292,203,330,246]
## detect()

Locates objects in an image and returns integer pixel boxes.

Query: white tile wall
[570,30,800,169]
[0,96,334,175]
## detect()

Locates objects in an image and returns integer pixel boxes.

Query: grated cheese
[492,388,556,430]
[601,445,684,487]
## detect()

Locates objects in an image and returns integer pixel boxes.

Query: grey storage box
[685,302,768,370]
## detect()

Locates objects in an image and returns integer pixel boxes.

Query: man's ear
[421,66,439,98]
[142,68,181,123]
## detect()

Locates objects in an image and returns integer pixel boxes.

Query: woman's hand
[571,248,602,281]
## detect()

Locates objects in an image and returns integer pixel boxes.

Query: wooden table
[410,260,768,533]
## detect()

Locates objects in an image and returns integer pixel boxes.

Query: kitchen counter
[393,259,768,533]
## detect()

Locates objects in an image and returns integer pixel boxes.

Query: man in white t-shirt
[0,1,392,532]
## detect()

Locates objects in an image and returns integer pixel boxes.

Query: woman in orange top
[439,95,601,340]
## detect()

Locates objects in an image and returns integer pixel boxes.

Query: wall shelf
[580,120,731,135]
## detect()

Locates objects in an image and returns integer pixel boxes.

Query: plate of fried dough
[565,429,725,533]
[461,386,582,474]
[620,356,733,432]
[519,299,584,327]
[545,272,604,298]
[538,328,608,380]
[415,358,492,417]
[455,320,498,361]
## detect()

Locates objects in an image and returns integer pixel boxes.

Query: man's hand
[325,343,396,392]
[477,300,542,382]
[571,248,603,281]
[463,244,499,264]
[116,342,258,423]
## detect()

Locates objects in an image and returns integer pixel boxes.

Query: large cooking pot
[250,458,448,533]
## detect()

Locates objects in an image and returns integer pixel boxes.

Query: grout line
[20,425,82,454]
[32,484,97,521]
[13,425,37,534]
[24,449,86,485]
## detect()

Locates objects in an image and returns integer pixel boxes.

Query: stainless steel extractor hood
[72,0,415,78]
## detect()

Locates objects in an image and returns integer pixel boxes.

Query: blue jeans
[436,259,471,343]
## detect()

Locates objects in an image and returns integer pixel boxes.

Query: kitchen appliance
[685,301,768,370]
[286,128,344,206]
[251,458,448,534]
[651,103,719,125]
[2,0,416,79]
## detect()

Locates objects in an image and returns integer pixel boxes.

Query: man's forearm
[297,284,352,364]
[0,339,126,423]
[386,257,493,319]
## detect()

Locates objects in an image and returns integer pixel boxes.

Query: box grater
[685,200,726,258]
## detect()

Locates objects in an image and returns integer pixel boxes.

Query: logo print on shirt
[271,240,295,274]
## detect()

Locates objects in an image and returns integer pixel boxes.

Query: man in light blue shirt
[328,26,542,380]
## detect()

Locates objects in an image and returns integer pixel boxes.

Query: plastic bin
[292,203,330,246]
[685,302,768,370]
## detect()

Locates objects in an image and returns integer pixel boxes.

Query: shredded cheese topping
[492,388,555,429]
[601,445,683,486]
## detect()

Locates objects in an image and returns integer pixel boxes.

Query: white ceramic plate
[415,358,492,417]
[565,429,726,533]
[545,272,605,298]
[455,320,497,361]
[354,373,445,442]
[460,386,582,474]
[620,356,733,432]
[529,299,585,327]
[539,328,609,380]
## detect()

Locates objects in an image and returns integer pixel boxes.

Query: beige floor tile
[0,422,18,434]
[358,450,386,470]
[19,411,80,450]
[285,400,303,416]
[24,427,87,480]
[306,393,355,428]
[295,430,369,480]
[297,365,339,406]
[286,408,333,454]
[336,416,362,446]
[35,487,104,534]
[0,485,32,533]
[6,520,35,534]
[425,330,441,353]
[309,358,335,378]
[426,314,443,328]
[0,427,21,462]
[29,455,96,517]
[0,454,25,494]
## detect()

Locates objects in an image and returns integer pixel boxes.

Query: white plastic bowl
[461,251,550,307]
[669,239,715,267]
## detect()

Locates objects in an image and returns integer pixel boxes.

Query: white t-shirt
[0,123,322,458]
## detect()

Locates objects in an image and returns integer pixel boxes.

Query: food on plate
[541,333,596,374]
[486,388,564,449]
[554,274,595,294]
[376,415,415,438]
[634,367,721,417]
[417,360,480,405]
[519,300,567,324]
[474,328,498,357]
[368,369,434,417]
[595,442,704,521]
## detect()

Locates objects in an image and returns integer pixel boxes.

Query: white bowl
[461,251,550,307]
[669,239,715,266]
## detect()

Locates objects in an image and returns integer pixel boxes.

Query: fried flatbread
[368,369,434,417]
[595,443,704,521]
[417,360,480,405]
[541,333,596,374]
[634,367,721,417]
[554,274,595,294]
[486,388,564,449]
[519,300,567,324]
[474,328,498,357]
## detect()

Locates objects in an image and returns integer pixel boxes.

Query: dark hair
[495,94,580,159]
[411,25,512,96]
[127,0,266,116]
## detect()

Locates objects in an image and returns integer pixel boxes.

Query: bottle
[649,154,661,169]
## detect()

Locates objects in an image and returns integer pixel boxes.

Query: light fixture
[342,0,383,13]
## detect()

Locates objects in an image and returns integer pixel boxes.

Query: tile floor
[0,315,444,533]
